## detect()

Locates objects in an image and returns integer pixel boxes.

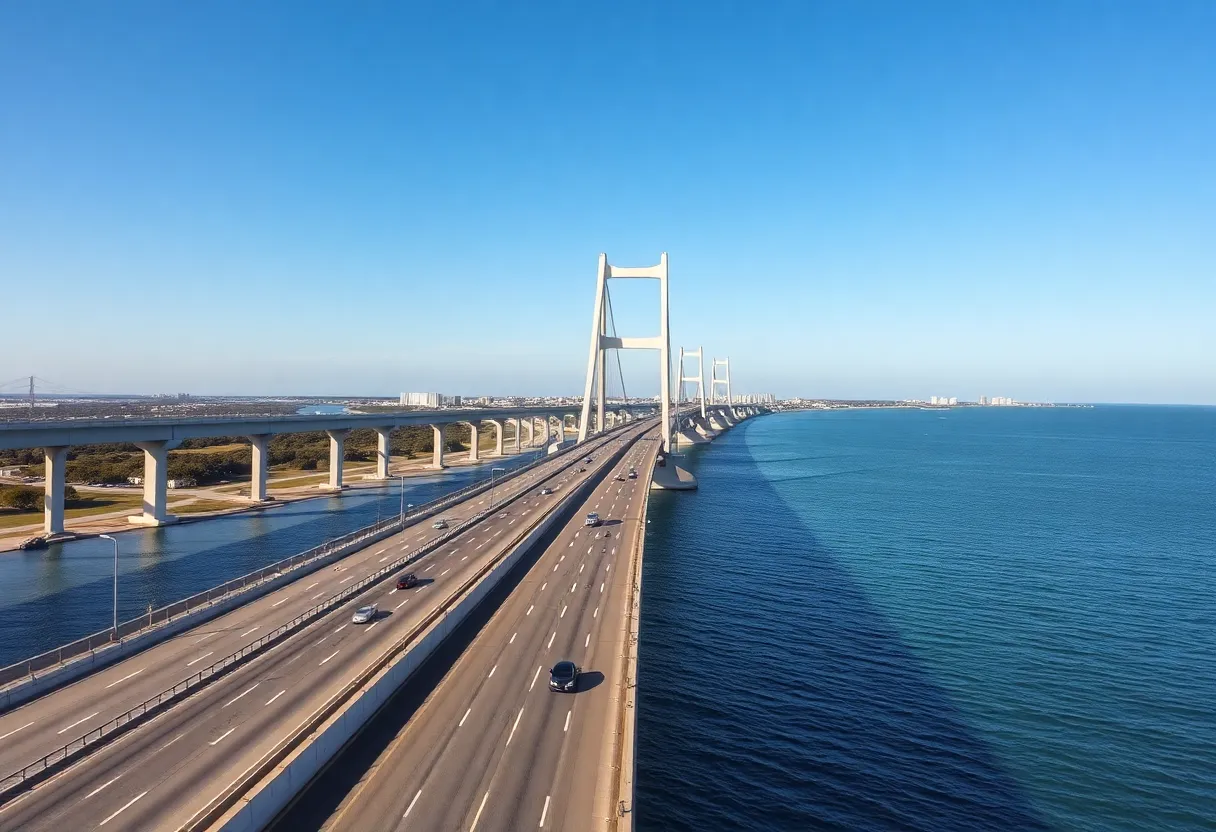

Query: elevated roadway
[275,431,660,830]
[0,423,650,830]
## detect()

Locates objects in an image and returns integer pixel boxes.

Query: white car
[585,512,601,527]
[351,605,377,624]
[540,487,554,496]
[433,519,447,530]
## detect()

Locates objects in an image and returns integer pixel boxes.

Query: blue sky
[1,1,1213,404]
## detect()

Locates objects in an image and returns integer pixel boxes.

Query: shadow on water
[637,425,1048,832]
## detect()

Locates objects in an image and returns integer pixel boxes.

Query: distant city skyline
[1,4,1212,405]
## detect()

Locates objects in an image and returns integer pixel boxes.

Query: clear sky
[1,1,1213,404]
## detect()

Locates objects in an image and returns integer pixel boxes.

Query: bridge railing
[0,442,569,689]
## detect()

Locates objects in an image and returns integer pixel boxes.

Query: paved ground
[0,425,646,831]
[283,431,660,832]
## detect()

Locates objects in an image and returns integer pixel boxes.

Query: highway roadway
[0,423,650,831]
[281,430,660,831]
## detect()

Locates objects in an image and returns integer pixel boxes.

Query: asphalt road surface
[282,430,661,831]
[0,423,650,831]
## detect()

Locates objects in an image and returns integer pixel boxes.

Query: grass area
[171,499,251,514]
[268,473,330,489]
[173,443,248,455]
[0,494,146,530]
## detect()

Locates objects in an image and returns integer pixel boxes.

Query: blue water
[0,451,542,668]
[295,404,349,415]
[637,406,1216,831]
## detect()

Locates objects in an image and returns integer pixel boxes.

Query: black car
[549,660,580,692]
[396,572,418,590]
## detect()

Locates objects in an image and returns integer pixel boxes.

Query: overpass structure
[0,405,651,535]
[0,252,767,831]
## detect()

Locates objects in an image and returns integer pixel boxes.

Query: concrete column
[512,418,521,452]
[373,427,392,479]
[534,418,543,446]
[43,446,68,535]
[467,421,481,463]
[248,434,271,501]
[431,423,447,469]
[129,440,178,526]
[488,420,504,456]
[325,429,350,490]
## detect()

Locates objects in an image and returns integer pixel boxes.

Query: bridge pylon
[577,253,673,453]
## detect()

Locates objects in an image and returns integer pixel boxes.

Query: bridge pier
[128,439,179,525]
[512,418,522,452]
[373,427,392,479]
[431,424,447,469]
[248,434,272,501]
[321,429,350,490]
[487,419,504,456]
[43,445,68,535]
[467,421,481,463]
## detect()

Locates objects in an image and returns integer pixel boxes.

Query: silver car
[351,604,377,624]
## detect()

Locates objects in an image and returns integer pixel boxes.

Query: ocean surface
[0,450,542,668]
[636,406,1215,831]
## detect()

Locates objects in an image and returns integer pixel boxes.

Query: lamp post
[100,534,118,637]
[398,475,406,522]
[490,467,506,510]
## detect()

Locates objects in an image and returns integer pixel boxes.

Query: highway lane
[0,425,651,831]
[0,426,631,789]
[293,431,659,831]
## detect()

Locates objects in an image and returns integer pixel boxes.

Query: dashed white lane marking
[366,621,379,632]
[397,598,409,609]
[239,626,260,638]
[580,563,584,573]
[600,582,605,593]
[560,605,567,618]
[470,789,491,831]
[459,708,471,727]
[425,565,434,572]
[316,636,328,645]
[334,624,348,635]
[585,633,591,648]
[99,790,148,826]
[305,582,319,590]
[462,555,469,561]
[313,592,326,600]
[389,588,398,596]
[564,710,572,732]
[507,707,525,744]
[374,547,387,556]
[86,774,122,799]
[594,607,599,618]
[552,563,559,572]
[209,727,235,746]
[587,545,594,555]
[568,541,574,548]
[404,789,422,818]
[489,664,497,678]
[380,554,391,562]
[571,582,577,592]
[266,690,286,706]
[540,794,551,827]
[104,668,144,689]
[159,733,185,751]
[510,632,517,644]
[0,721,35,742]
[320,650,340,666]
[606,564,611,572]
[186,651,214,667]
[530,665,542,691]
[612,547,617,555]
[340,576,354,584]
[223,683,259,708]
[547,631,556,649]
[441,568,450,577]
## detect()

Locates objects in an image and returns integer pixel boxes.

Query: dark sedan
[549,660,580,692]
[396,573,418,590]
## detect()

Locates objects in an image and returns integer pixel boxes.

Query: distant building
[0,465,23,478]
[979,395,989,406]
[930,396,939,405]
[128,475,144,485]
[948,397,958,405]
[166,477,196,489]
[400,392,442,407]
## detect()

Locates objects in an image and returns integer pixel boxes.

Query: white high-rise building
[400,392,442,407]
[948,397,958,405]
[930,396,939,405]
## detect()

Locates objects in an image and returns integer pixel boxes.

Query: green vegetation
[0,490,142,530]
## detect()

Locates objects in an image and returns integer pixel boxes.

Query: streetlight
[99,534,118,637]
[490,467,506,510]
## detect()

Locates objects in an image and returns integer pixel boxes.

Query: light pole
[490,467,506,510]
[100,534,118,637]
[399,475,406,521]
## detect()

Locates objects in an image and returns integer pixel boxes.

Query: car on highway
[351,604,377,624]
[614,473,626,482]
[432,519,448,530]
[585,512,601,527]
[540,487,553,495]
[549,660,580,692]
[583,457,592,464]
[396,573,418,590]
[628,468,638,479]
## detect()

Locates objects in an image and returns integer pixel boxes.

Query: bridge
[0,253,765,831]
